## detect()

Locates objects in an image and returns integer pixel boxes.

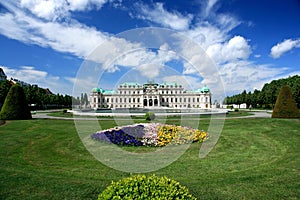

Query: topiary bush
[98,174,197,200]
[145,111,155,121]
[272,85,300,118]
[0,84,32,120]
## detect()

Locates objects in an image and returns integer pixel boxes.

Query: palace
[90,81,211,109]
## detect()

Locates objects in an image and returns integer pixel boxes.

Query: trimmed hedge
[0,84,32,120]
[272,85,300,118]
[98,174,197,200]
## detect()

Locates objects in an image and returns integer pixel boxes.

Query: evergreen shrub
[145,111,155,121]
[98,174,197,200]
[272,85,300,118]
[0,84,32,120]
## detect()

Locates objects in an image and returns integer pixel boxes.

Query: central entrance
[143,97,159,107]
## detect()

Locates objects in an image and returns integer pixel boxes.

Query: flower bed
[91,123,207,147]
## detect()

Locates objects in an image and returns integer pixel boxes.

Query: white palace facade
[90,81,211,109]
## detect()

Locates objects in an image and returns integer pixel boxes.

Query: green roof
[199,85,210,93]
[103,90,115,94]
[91,87,104,93]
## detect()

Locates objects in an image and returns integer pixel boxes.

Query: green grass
[47,111,74,117]
[226,110,254,117]
[0,118,299,199]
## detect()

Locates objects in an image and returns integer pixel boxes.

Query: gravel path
[32,110,271,120]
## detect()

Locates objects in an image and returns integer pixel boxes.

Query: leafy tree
[84,93,89,106]
[0,84,32,120]
[252,89,261,108]
[0,80,11,107]
[224,75,300,109]
[272,85,300,118]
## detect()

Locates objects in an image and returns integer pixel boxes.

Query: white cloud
[135,2,193,31]
[270,38,300,58]
[1,66,69,93]
[254,54,261,58]
[204,0,218,17]
[1,0,297,98]
[136,63,163,79]
[162,75,201,91]
[90,39,179,77]
[20,0,109,21]
[206,35,251,64]
[0,1,108,58]
[3,66,47,81]
[219,61,288,94]
[65,76,98,96]
[185,22,228,49]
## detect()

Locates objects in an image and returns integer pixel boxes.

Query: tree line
[0,80,85,110]
[223,75,300,109]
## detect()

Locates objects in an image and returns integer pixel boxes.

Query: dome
[200,85,210,93]
[91,87,104,93]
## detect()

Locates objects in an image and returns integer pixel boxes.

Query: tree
[272,85,300,118]
[0,84,32,120]
[84,93,89,106]
[0,80,11,107]
[223,75,300,109]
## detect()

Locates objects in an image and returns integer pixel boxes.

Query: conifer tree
[0,84,32,120]
[272,85,300,118]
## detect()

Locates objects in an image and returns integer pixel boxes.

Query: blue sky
[0,0,299,99]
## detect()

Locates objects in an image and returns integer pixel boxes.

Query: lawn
[0,117,299,199]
